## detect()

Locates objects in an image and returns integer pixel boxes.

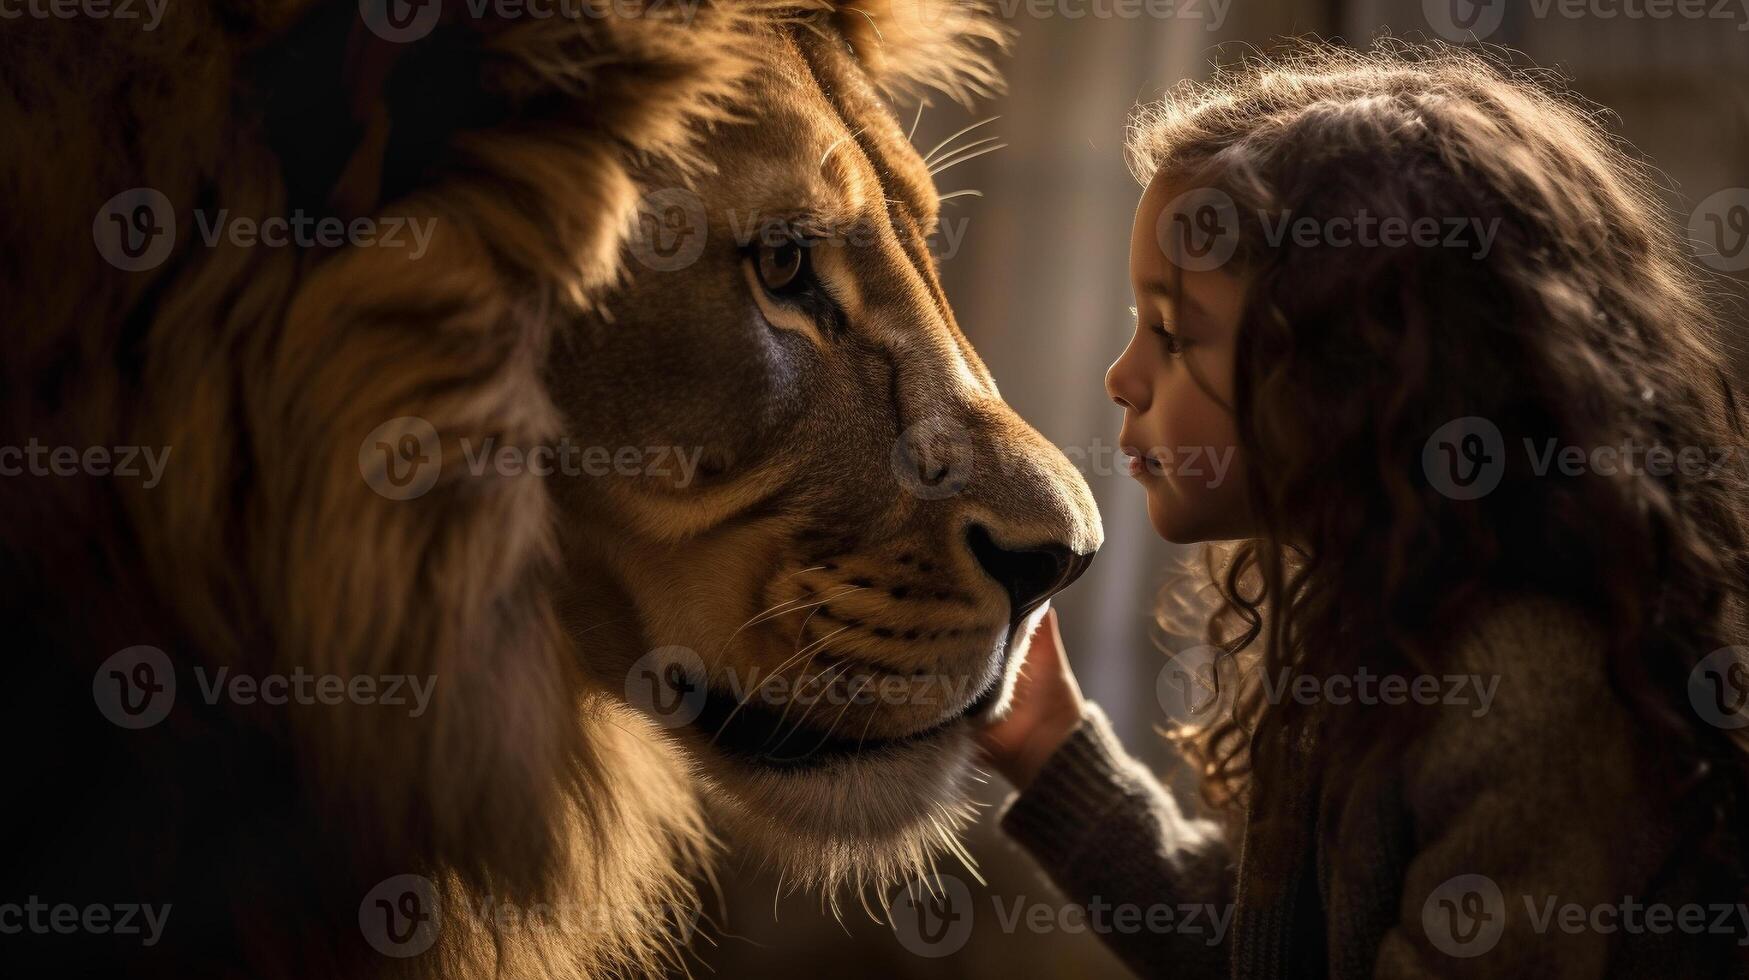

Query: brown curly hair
[1126,41,1749,834]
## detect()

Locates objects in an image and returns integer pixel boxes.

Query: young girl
[976,42,1749,978]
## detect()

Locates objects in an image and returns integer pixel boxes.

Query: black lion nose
[964,523,1095,623]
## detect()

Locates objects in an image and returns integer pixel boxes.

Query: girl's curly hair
[1127,40,1749,832]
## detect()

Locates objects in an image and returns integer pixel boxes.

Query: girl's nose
[1105,339,1149,413]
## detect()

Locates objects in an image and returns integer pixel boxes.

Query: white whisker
[820,127,868,173]
[936,189,984,204]
[929,141,1008,178]
[921,115,1000,169]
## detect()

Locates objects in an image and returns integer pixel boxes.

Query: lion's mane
[0,0,1003,976]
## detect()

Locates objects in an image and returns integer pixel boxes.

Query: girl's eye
[755,238,809,294]
[1150,323,1187,356]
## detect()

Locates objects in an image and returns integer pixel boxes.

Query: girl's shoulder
[1438,591,1611,691]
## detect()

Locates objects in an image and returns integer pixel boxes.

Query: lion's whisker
[707,625,853,745]
[709,587,865,669]
[927,134,1002,171]
[774,663,869,753]
[921,115,999,169]
[936,189,984,204]
[820,127,868,173]
[928,139,1007,178]
[763,659,858,750]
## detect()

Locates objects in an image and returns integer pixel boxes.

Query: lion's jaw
[547,30,1102,898]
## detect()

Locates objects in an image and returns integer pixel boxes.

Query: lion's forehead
[712,37,939,237]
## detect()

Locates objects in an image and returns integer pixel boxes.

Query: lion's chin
[689,719,986,903]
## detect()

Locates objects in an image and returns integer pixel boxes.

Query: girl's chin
[1145,488,1246,545]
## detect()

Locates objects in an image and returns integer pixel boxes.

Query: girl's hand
[974,606,1087,790]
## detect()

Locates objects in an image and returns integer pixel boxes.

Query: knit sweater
[997,597,1749,978]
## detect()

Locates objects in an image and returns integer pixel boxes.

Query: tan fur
[0,1,1093,976]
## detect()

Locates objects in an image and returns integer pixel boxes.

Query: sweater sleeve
[998,700,1236,979]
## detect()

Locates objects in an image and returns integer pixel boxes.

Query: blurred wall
[685,2,1749,976]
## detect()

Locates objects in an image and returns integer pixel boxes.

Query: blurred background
[684,1,1749,975]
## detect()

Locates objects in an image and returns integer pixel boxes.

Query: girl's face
[1107,174,1253,544]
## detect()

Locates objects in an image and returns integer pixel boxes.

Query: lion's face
[544,30,1101,876]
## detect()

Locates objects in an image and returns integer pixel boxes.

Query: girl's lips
[1121,444,1151,479]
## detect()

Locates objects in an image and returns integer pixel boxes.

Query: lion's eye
[755,239,809,294]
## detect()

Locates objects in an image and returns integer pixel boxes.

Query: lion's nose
[964,523,1094,623]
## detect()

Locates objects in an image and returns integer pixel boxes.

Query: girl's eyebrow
[1138,275,1210,321]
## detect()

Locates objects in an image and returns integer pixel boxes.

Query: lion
[0,0,1102,976]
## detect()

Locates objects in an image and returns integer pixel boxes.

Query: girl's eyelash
[1149,322,1188,356]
